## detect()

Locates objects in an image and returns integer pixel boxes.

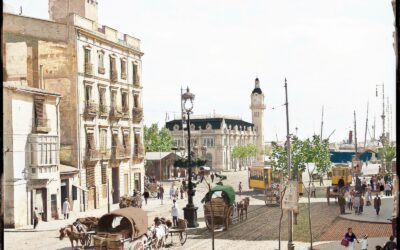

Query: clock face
[253,95,260,105]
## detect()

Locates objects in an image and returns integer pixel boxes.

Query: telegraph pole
[354,111,358,154]
[284,78,294,250]
[364,102,369,149]
[320,106,324,140]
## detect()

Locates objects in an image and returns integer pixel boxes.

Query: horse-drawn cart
[119,195,143,208]
[93,207,150,250]
[145,182,158,198]
[168,219,188,245]
[76,217,99,247]
[202,185,235,231]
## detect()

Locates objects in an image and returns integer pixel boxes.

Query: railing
[112,146,125,159]
[98,67,105,75]
[100,149,111,159]
[133,143,145,161]
[124,146,131,158]
[122,106,130,118]
[84,100,98,118]
[29,165,59,180]
[86,149,101,161]
[121,72,127,80]
[110,106,123,119]
[133,75,140,87]
[132,107,143,123]
[99,104,109,117]
[85,63,93,75]
[110,70,118,83]
[34,118,51,133]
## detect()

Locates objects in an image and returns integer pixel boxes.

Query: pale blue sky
[5,0,396,142]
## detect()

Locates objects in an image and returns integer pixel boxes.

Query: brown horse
[236,197,250,221]
[59,224,87,249]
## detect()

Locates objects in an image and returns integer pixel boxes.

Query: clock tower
[250,78,266,163]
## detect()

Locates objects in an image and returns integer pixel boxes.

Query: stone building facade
[165,78,266,171]
[3,80,62,228]
[3,0,145,213]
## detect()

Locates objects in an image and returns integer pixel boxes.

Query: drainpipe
[39,65,44,89]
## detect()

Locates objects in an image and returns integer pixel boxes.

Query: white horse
[150,223,169,249]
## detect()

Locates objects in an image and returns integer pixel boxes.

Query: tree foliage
[378,140,396,174]
[144,123,173,152]
[270,135,331,179]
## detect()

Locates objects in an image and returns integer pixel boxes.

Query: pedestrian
[370,177,374,191]
[238,181,243,196]
[385,182,391,196]
[319,175,324,186]
[349,193,353,211]
[344,227,359,250]
[360,235,368,250]
[62,198,71,219]
[354,195,360,215]
[362,181,367,196]
[379,180,385,195]
[159,185,164,204]
[338,195,346,214]
[359,196,364,214]
[143,190,149,205]
[374,194,381,215]
[366,190,371,206]
[170,186,175,199]
[345,192,351,211]
[180,185,184,199]
[171,199,179,227]
[211,172,215,183]
[157,185,160,199]
[33,207,40,229]
[383,235,397,250]
[338,177,345,190]
[311,183,316,198]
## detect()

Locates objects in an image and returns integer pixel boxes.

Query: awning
[73,184,88,192]
[60,164,79,174]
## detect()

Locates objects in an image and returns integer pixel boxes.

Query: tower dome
[252,77,262,94]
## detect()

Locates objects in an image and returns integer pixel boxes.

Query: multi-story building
[3,70,62,227]
[3,0,145,213]
[165,78,265,171]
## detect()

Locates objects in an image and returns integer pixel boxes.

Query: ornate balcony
[133,143,145,163]
[110,106,123,119]
[132,107,143,123]
[122,106,130,119]
[99,104,109,117]
[112,146,126,160]
[98,67,105,75]
[85,63,93,76]
[110,70,118,83]
[121,72,127,80]
[124,146,131,158]
[100,149,111,160]
[133,74,140,87]
[86,149,101,162]
[34,118,51,133]
[28,134,59,179]
[84,100,98,119]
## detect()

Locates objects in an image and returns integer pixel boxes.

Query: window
[72,186,78,200]
[99,88,106,106]
[122,132,130,150]
[203,138,214,147]
[101,164,107,185]
[132,63,138,85]
[121,92,128,111]
[99,129,107,151]
[31,136,59,166]
[133,94,140,108]
[84,48,91,64]
[85,85,92,102]
[110,56,117,82]
[111,90,117,107]
[98,52,104,68]
[121,59,127,79]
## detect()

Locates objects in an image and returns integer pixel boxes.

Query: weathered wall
[4,42,28,81]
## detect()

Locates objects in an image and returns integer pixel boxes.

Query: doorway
[112,167,120,204]
[51,194,58,219]
[61,180,68,205]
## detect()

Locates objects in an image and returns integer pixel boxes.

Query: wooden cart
[168,219,188,245]
[202,185,235,231]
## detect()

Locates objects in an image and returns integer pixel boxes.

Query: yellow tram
[331,165,352,185]
[248,166,303,196]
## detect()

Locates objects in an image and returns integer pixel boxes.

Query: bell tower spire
[250,77,265,164]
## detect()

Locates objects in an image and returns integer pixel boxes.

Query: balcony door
[112,167,120,204]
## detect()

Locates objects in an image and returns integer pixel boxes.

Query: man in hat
[63,198,71,219]
[33,207,40,229]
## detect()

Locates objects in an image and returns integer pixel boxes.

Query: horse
[59,222,88,249]
[236,197,250,221]
[150,223,169,249]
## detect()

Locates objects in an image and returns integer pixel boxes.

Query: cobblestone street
[5,170,394,249]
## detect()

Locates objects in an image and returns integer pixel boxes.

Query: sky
[5,0,396,143]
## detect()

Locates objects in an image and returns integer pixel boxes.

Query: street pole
[284,78,294,250]
[354,111,358,154]
[107,178,110,213]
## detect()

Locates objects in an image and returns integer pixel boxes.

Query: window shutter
[87,133,96,149]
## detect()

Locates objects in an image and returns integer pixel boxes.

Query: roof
[145,152,177,161]
[60,164,79,174]
[98,207,148,238]
[201,184,236,206]
[3,82,62,97]
[165,117,254,131]
[252,87,262,94]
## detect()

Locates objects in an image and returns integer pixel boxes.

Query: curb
[338,214,391,224]
[5,228,58,232]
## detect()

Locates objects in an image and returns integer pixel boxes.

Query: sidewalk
[314,237,393,250]
[339,196,393,224]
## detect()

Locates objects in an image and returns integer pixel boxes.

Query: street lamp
[181,87,199,228]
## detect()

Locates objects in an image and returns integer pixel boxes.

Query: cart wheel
[179,230,187,245]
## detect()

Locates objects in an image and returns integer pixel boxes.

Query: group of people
[343,188,382,215]
[367,175,393,196]
[343,228,397,250]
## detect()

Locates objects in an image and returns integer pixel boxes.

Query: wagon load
[76,216,99,231]
[119,195,142,208]
[201,185,235,231]
[93,207,149,250]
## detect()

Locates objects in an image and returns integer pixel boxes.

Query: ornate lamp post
[181,87,199,228]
